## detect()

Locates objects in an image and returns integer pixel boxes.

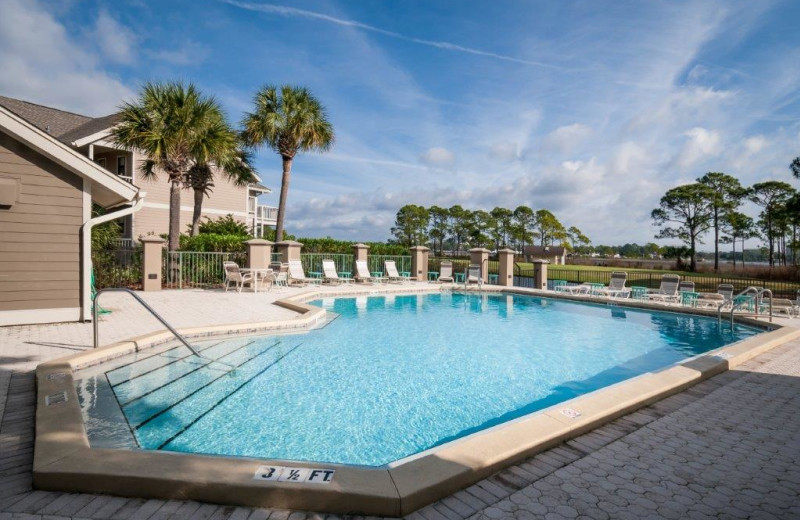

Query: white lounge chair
[223,261,254,292]
[646,274,681,303]
[355,260,386,284]
[696,293,725,308]
[288,260,319,286]
[761,298,798,317]
[438,261,454,283]
[384,260,408,283]
[465,264,482,288]
[322,259,353,284]
[563,283,593,295]
[595,272,631,298]
[717,284,734,302]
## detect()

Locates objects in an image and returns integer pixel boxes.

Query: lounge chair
[761,298,798,317]
[465,264,483,288]
[322,259,353,284]
[595,272,631,298]
[438,261,454,283]
[223,261,254,292]
[355,260,386,284]
[288,260,319,286]
[678,281,695,293]
[268,262,289,288]
[384,260,408,283]
[563,283,593,295]
[646,274,681,303]
[717,284,735,302]
[696,293,726,308]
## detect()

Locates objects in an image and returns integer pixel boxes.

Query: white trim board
[0,307,81,327]
[141,201,247,217]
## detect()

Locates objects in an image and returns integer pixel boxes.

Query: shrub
[179,233,247,252]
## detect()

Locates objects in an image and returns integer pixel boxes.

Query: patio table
[680,291,699,307]
[400,271,411,278]
[428,271,439,281]
[588,282,605,295]
[488,274,499,284]
[309,271,323,279]
[239,267,273,293]
[371,271,384,278]
[338,271,352,279]
[455,272,466,283]
[630,286,648,301]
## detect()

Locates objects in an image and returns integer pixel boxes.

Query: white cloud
[744,135,767,154]
[419,147,455,167]
[489,142,520,162]
[541,123,593,154]
[0,0,133,115]
[93,10,137,64]
[673,127,722,169]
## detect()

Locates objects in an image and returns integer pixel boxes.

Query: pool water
[76,292,760,466]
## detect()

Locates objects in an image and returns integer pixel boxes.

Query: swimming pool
[76,292,760,467]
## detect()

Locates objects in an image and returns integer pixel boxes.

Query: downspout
[80,192,146,321]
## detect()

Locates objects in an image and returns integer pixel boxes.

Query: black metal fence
[428,257,500,280]
[92,247,142,289]
[545,267,800,299]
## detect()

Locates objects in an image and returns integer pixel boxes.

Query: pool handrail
[717,286,772,324]
[92,288,234,368]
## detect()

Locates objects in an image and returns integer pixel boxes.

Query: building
[523,245,567,265]
[0,104,142,326]
[0,96,277,245]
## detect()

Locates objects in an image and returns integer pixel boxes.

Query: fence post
[141,236,165,292]
[352,243,369,276]
[532,259,549,290]
[469,247,490,282]
[275,240,303,263]
[410,245,430,282]
[245,239,273,269]
[498,248,515,286]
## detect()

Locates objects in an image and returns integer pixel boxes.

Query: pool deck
[2,284,800,519]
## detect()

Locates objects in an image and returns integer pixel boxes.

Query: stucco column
[352,243,369,275]
[245,239,273,269]
[532,259,549,291]
[469,247,490,282]
[140,236,165,292]
[497,248,515,287]
[274,240,303,263]
[410,245,430,282]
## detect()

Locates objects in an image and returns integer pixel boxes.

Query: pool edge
[33,286,800,517]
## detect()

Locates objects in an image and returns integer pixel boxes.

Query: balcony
[247,196,278,238]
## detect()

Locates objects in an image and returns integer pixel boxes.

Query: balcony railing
[251,204,278,223]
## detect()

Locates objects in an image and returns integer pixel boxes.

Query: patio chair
[465,264,483,288]
[563,283,593,295]
[322,259,353,284]
[717,284,735,302]
[287,260,318,286]
[761,297,798,317]
[223,261,254,293]
[595,272,631,298]
[438,261,454,283]
[355,260,386,284]
[646,274,681,303]
[696,293,726,309]
[678,281,695,293]
[384,260,408,283]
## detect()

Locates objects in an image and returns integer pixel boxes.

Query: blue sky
[1,0,799,246]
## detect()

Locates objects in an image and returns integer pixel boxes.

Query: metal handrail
[718,286,773,324]
[92,288,233,368]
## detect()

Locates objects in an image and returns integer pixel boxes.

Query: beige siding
[131,153,250,239]
[0,132,82,311]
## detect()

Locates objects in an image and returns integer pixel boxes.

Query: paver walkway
[1,289,799,519]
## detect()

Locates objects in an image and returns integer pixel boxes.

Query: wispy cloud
[221,0,566,70]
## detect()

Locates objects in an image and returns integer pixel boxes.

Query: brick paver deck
[1,289,799,519]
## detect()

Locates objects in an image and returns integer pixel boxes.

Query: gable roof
[0,105,139,208]
[0,96,119,145]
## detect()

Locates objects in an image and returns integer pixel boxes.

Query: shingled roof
[0,96,118,144]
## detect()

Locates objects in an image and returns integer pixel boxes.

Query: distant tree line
[652,163,800,271]
[390,205,590,255]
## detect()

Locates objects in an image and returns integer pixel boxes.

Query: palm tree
[112,82,250,250]
[241,85,334,242]
[185,148,255,236]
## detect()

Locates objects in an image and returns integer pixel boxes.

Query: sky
[1,0,799,246]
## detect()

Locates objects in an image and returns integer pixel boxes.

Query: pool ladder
[93,288,234,369]
[716,286,772,325]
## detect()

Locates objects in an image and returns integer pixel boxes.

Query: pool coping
[33,284,800,517]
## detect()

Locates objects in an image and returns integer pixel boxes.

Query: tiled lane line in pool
[154,341,305,450]
[99,338,306,450]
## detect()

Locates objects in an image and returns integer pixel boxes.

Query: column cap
[140,236,165,244]
[497,248,516,254]
[275,240,303,246]
[352,243,370,249]
[244,239,274,246]
[410,245,430,252]
[469,247,491,253]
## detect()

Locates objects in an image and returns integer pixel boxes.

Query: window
[96,157,106,168]
[117,156,127,176]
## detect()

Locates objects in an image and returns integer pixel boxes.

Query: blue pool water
[76,292,761,466]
